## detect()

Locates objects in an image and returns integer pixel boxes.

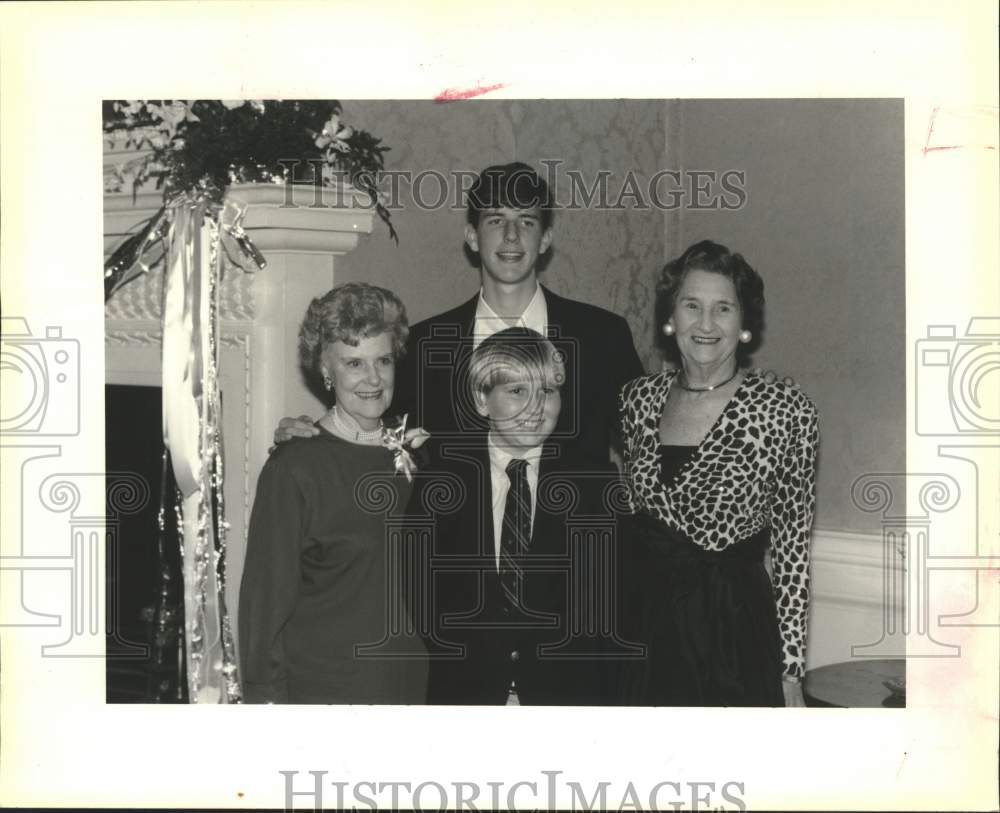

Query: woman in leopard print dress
[617,240,819,707]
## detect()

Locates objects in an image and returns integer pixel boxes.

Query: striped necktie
[499,458,531,610]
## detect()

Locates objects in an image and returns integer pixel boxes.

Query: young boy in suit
[408,327,638,705]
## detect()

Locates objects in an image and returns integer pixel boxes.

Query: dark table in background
[804,658,905,708]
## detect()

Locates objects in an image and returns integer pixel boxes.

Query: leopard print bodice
[619,369,819,678]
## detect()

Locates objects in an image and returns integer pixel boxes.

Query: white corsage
[381,414,430,482]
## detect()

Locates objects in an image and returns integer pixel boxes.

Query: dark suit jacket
[393,286,644,464]
[406,439,638,705]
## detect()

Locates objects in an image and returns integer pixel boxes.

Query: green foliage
[103,100,396,240]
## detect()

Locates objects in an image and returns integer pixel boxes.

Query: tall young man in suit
[275,162,644,464]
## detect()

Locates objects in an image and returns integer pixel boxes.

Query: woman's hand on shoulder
[751,367,799,389]
[272,415,320,447]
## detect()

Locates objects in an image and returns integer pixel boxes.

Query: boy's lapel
[530,448,565,555]
[476,443,497,561]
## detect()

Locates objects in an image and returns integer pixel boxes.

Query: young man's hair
[466,162,555,230]
[467,327,564,402]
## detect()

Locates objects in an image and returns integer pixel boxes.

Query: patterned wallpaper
[513,100,664,375]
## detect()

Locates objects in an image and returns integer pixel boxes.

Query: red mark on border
[434,82,507,103]
[923,105,998,155]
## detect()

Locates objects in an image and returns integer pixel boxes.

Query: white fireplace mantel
[105,181,378,648]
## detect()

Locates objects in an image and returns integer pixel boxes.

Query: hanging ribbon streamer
[104,208,168,301]
[160,193,245,703]
[206,210,241,703]
[104,195,265,302]
[105,189,263,702]
[153,450,182,702]
[218,199,267,272]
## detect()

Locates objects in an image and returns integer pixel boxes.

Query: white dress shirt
[486,433,543,572]
[472,283,548,349]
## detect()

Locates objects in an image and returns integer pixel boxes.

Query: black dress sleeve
[238,453,308,703]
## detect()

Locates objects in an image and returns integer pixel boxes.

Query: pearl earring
[662,323,675,336]
[739,330,752,343]
[323,374,333,390]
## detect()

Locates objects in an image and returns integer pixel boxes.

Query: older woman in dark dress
[239,282,429,704]
[618,240,819,707]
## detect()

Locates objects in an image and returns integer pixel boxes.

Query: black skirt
[617,512,785,707]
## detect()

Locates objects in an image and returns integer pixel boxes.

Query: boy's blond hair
[467,327,565,405]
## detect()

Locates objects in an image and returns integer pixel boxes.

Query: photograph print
[101,98,906,710]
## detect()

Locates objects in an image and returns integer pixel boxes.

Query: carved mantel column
[104,182,377,642]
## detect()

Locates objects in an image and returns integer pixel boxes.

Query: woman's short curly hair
[298,282,409,377]
[654,239,766,366]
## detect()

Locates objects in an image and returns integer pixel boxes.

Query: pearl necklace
[676,368,740,393]
[329,405,384,445]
